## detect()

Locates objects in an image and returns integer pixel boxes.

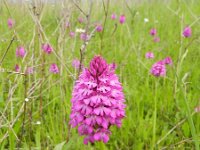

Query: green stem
[183,85,199,150]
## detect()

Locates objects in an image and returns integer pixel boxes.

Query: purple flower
[49,63,59,74]
[151,61,166,77]
[65,21,70,28]
[69,32,75,38]
[163,57,173,65]
[16,46,26,58]
[145,52,154,59]
[8,18,14,28]
[119,15,126,24]
[15,64,20,72]
[78,17,84,24]
[80,33,89,41]
[42,43,53,54]
[150,28,157,36]
[111,13,117,20]
[70,56,126,144]
[72,59,81,69]
[96,25,103,32]
[183,26,192,38]
[153,37,160,43]
[26,67,34,75]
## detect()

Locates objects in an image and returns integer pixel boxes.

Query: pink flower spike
[15,64,20,72]
[96,25,103,32]
[65,21,70,28]
[153,37,160,43]
[183,26,192,38]
[163,57,173,65]
[78,17,84,24]
[42,43,53,54]
[49,63,59,74]
[119,15,126,24]
[151,61,166,77]
[69,32,75,38]
[16,46,26,58]
[72,59,80,69]
[8,18,14,28]
[26,67,34,75]
[80,33,89,41]
[145,52,154,59]
[111,13,117,20]
[69,55,126,144]
[150,28,157,36]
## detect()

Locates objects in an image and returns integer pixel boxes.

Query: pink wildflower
[49,63,59,74]
[65,21,70,28]
[42,43,53,54]
[16,46,26,58]
[145,52,154,59]
[8,18,14,28]
[26,67,34,75]
[163,57,173,65]
[153,37,160,43]
[183,26,192,38]
[96,25,103,32]
[69,32,75,38]
[80,33,89,41]
[78,17,84,24]
[150,28,157,36]
[111,13,117,20]
[15,64,20,72]
[70,56,126,144]
[151,61,166,77]
[119,15,126,24]
[72,59,81,69]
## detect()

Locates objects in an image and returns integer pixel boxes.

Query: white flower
[76,28,85,33]
[144,18,149,23]
[36,121,41,125]
[25,98,29,102]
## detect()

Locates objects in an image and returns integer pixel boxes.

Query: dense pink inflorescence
[183,26,192,38]
[70,56,126,144]
[150,28,157,36]
[49,63,59,74]
[96,25,103,32]
[15,64,20,72]
[163,56,173,65]
[119,15,126,24]
[8,18,14,28]
[151,61,166,77]
[16,46,26,58]
[72,59,81,69]
[42,43,53,54]
[111,13,117,20]
[69,32,75,38]
[145,52,154,59]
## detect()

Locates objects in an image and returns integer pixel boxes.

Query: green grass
[0,0,200,149]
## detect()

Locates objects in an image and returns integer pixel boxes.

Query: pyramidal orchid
[16,46,26,58]
[69,56,126,144]
[42,43,53,54]
[163,56,173,65]
[119,15,126,24]
[8,18,14,28]
[145,52,154,59]
[49,63,59,74]
[183,26,192,38]
[151,60,166,77]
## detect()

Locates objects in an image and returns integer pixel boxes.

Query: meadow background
[0,0,200,149]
